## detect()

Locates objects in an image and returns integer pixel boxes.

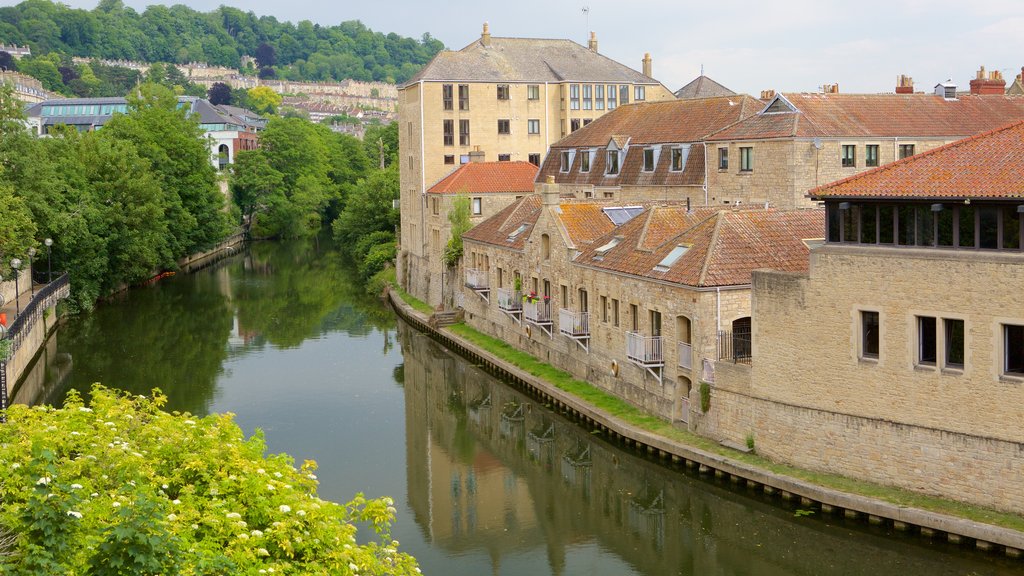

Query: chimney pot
[969,65,1006,95]
[588,31,598,52]
[481,22,491,47]
[642,52,652,78]
[896,74,914,94]
[760,89,776,100]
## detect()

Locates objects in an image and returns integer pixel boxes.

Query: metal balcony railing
[718,329,752,364]
[497,288,522,312]
[559,309,589,337]
[627,332,664,366]
[677,341,692,370]
[523,299,552,324]
[465,268,488,290]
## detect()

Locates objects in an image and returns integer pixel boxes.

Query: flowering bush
[0,386,420,575]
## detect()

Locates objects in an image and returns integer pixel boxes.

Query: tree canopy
[0,1,444,84]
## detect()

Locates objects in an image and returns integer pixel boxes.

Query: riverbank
[387,287,1024,558]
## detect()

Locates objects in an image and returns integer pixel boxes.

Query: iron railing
[718,329,752,364]
[465,268,489,290]
[559,309,589,337]
[496,288,522,312]
[5,274,70,358]
[627,332,663,366]
[677,341,692,370]
[523,299,552,324]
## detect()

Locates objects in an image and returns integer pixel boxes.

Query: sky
[20,0,1024,94]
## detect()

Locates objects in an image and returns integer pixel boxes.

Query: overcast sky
[22,0,1024,94]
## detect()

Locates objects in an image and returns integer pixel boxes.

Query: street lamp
[10,258,21,318]
[44,238,52,283]
[27,247,35,296]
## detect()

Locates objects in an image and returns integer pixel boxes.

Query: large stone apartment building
[398,24,674,304]
[710,119,1024,513]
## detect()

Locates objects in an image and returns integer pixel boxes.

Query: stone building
[461,180,822,423]
[705,87,1024,209]
[710,119,1024,513]
[538,95,762,203]
[398,23,674,304]
[420,160,538,306]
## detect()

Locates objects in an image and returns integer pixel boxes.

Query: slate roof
[576,206,824,288]
[674,75,736,99]
[708,93,1024,141]
[402,36,662,87]
[428,161,538,194]
[809,119,1024,200]
[25,96,265,131]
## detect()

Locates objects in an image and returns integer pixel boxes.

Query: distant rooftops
[674,75,736,99]
[25,96,266,131]
[427,161,538,195]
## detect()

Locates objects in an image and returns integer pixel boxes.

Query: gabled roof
[810,119,1024,200]
[552,95,762,148]
[462,195,543,251]
[576,205,824,288]
[401,36,662,87]
[707,93,1024,141]
[428,161,538,194]
[674,75,736,100]
[462,196,636,251]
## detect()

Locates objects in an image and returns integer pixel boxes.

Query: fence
[626,332,663,365]
[717,328,752,364]
[558,309,589,337]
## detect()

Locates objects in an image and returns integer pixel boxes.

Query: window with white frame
[527,84,540,100]
[642,148,656,172]
[671,147,684,171]
[527,119,540,134]
[635,85,646,101]
[580,150,591,173]
[472,197,482,215]
[606,150,620,175]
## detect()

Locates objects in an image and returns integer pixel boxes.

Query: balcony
[496,288,522,323]
[524,298,553,337]
[465,268,489,301]
[677,341,692,370]
[559,309,590,352]
[717,329,751,365]
[627,332,664,383]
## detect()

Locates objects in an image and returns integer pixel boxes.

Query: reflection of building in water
[398,320,1015,576]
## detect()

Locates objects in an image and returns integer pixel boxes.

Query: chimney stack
[541,175,560,206]
[469,146,485,163]
[969,65,1006,95]
[481,22,491,47]
[760,89,776,100]
[895,74,914,94]
[588,31,598,52]
[821,83,839,94]
[642,53,652,78]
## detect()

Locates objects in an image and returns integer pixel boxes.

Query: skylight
[592,236,622,260]
[602,206,644,226]
[654,245,689,272]
[506,223,529,241]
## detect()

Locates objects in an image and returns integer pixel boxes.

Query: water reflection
[397,321,1022,576]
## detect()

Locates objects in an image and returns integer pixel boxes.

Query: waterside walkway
[388,289,1024,558]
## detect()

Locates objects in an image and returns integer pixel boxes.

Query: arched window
[217,144,230,171]
[732,317,751,363]
[541,234,550,260]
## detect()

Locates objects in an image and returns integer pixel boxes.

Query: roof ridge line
[697,212,725,287]
[634,207,657,251]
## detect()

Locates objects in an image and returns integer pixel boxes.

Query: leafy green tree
[331,164,398,247]
[207,81,232,105]
[444,195,471,267]
[231,149,285,236]
[247,85,281,115]
[364,122,398,169]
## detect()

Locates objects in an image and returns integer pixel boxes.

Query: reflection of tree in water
[57,272,234,415]
[232,237,394,349]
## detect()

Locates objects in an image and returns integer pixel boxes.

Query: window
[612,299,620,326]
[561,284,568,307]
[541,234,550,259]
[630,303,639,331]
[443,119,454,146]
[442,84,453,110]
[570,119,581,132]
[607,85,617,109]
[570,84,580,110]
[578,289,589,313]
[842,144,856,167]
[583,118,592,127]
[431,197,439,215]
[861,311,879,359]
[498,154,511,161]
[945,319,964,369]
[458,84,469,110]
[443,155,455,165]
[583,84,592,110]
[472,197,482,215]
[635,85,645,101]
[866,144,879,167]
[527,84,540,100]
[899,144,915,159]
[671,148,684,171]
[527,119,540,134]
[560,151,572,172]
[460,154,470,164]
[497,84,510,100]
[739,147,753,172]
[580,151,590,173]
[459,120,470,146]
[718,147,728,170]
[1004,324,1024,376]
[642,148,656,172]
[606,150,620,175]
[599,296,608,322]
[497,119,510,134]
[529,153,541,166]
[595,84,604,110]
[918,316,937,365]
[620,85,629,105]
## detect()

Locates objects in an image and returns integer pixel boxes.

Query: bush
[366,267,396,296]
[0,386,419,575]
[699,382,711,413]
[358,241,397,281]
[353,230,395,263]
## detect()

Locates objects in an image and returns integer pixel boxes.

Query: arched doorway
[218,144,230,171]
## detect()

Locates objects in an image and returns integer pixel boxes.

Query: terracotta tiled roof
[462,195,542,251]
[555,202,618,247]
[428,161,538,194]
[810,119,1024,200]
[577,206,824,287]
[553,95,762,148]
[401,36,663,88]
[708,93,1024,141]
[674,75,736,100]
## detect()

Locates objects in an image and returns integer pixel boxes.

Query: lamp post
[27,247,35,296]
[44,238,52,283]
[10,258,21,318]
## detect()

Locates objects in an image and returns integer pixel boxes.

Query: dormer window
[671,147,684,171]
[580,150,591,173]
[560,150,574,172]
[606,150,620,175]
[642,149,656,172]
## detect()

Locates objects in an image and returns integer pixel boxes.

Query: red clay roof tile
[428,161,538,195]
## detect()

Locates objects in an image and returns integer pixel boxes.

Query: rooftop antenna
[581,6,590,40]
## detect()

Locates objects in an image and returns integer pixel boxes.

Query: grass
[391,282,433,315]
[445,321,1024,533]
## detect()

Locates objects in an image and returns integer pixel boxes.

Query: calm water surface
[16,237,1019,576]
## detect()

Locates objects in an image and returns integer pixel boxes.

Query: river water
[15,237,1019,575]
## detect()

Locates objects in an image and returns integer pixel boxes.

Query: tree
[0,51,16,71]
[363,122,398,169]
[207,81,233,105]
[443,195,471,267]
[231,149,284,235]
[247,85,281,115]
[254,41,276,68]
[331,164,398,247]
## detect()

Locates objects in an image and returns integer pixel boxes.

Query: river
[14,237,1019,575]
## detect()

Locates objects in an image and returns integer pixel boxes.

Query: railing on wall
[717,328,752,364]
[626,332,663,366]
[677,341,692,370]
